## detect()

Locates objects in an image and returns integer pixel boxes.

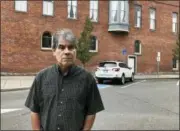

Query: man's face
[53,38,76,68]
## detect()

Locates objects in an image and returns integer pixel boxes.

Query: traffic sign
[122,49,127,55]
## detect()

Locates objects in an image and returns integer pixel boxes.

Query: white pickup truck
[95,61,134,84]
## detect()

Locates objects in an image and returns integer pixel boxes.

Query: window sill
[172,32,178,35]
[134,26,141,29]
[42,14,54,17]
[134,53,142,56]
[172,68,178,71]
[67,17,78,20]
[91,20,99,23]
[150,29,156,32]
[15,10,27,13]
[41,48,52,51]
[89,50,98,53]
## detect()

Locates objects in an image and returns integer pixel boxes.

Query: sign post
[156,52,161,76]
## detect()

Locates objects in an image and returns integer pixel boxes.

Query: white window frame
[172,12,178,33]
[149,8,156,30]
[89,37,98,53]
[89,0,98,22]
[67,0,77,19]
[134,5,141,28]
[43,0,54,16]
[41,32,52,50]
[134,40,142,55]
[15,0,27,12]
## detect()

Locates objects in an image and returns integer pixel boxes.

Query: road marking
[177,81,179,86]
[121,80,146,88]
[97,84,111,89]
[1,108,23,114]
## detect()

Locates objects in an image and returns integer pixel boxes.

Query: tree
[76,16,96,68]
[172,40,180,59]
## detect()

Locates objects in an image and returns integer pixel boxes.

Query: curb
[134,77,179,80]
[0,87,30,92]
[1,77,179,92]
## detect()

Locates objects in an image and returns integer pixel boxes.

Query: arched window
[89,36,98,52]
[134,40,141,55]
[42,31,52,49]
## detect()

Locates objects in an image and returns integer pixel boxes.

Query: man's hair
[52,28,76,50]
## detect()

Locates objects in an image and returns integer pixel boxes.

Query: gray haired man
[25,29,104,131]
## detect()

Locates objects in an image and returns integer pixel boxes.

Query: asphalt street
[1,79,179,130]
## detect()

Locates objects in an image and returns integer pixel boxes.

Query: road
[1,79,179,130]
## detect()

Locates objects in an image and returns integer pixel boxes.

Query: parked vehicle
[95,61,134,84]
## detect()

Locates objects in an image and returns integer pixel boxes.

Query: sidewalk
[1,74,179,92]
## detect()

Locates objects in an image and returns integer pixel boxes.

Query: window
[15,0,27,12]
[110,1,119,23]
[89,36,98,52]
[99,62,117,67]
[90,0,98,22]
[120,1,126,22]
[41,32,52,49]
[134,40,141,55]
[172,13,178,33]
[43,0,54,16]
[172,57,178,70]
[134,5,141,28]
[110,1,126,23]
[68,0,77,19]
[119,63,126,68]
[149,8,156,30]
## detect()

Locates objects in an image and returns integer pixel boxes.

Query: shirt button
[58,114,61,117]
[61,89,64,92]
[60,101,63,104]
[57,127,60,130]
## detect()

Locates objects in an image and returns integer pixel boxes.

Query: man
[25,28,104,131]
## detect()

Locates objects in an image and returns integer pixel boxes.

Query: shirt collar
[55,63,76,77]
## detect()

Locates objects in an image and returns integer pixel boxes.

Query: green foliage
[76,16,97,67]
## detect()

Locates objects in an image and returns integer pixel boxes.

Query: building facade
[1,0,179,74]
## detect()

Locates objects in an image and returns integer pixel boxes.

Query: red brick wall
[1,1,179,73]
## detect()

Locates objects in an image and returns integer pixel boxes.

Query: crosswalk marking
[1,108,23,114]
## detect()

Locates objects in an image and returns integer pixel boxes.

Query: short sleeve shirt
[25,64,104,130]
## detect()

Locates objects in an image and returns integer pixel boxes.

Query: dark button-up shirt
[25,64,104,131]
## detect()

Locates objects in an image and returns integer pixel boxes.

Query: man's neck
[58,64,71,75]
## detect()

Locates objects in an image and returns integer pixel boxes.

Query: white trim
[127,55,137,73]
[89,39,98,52]
[43,1,54,16]
[89,0,98,22]
[15,0,27,12]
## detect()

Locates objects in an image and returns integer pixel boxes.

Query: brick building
[1,0,179,74]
